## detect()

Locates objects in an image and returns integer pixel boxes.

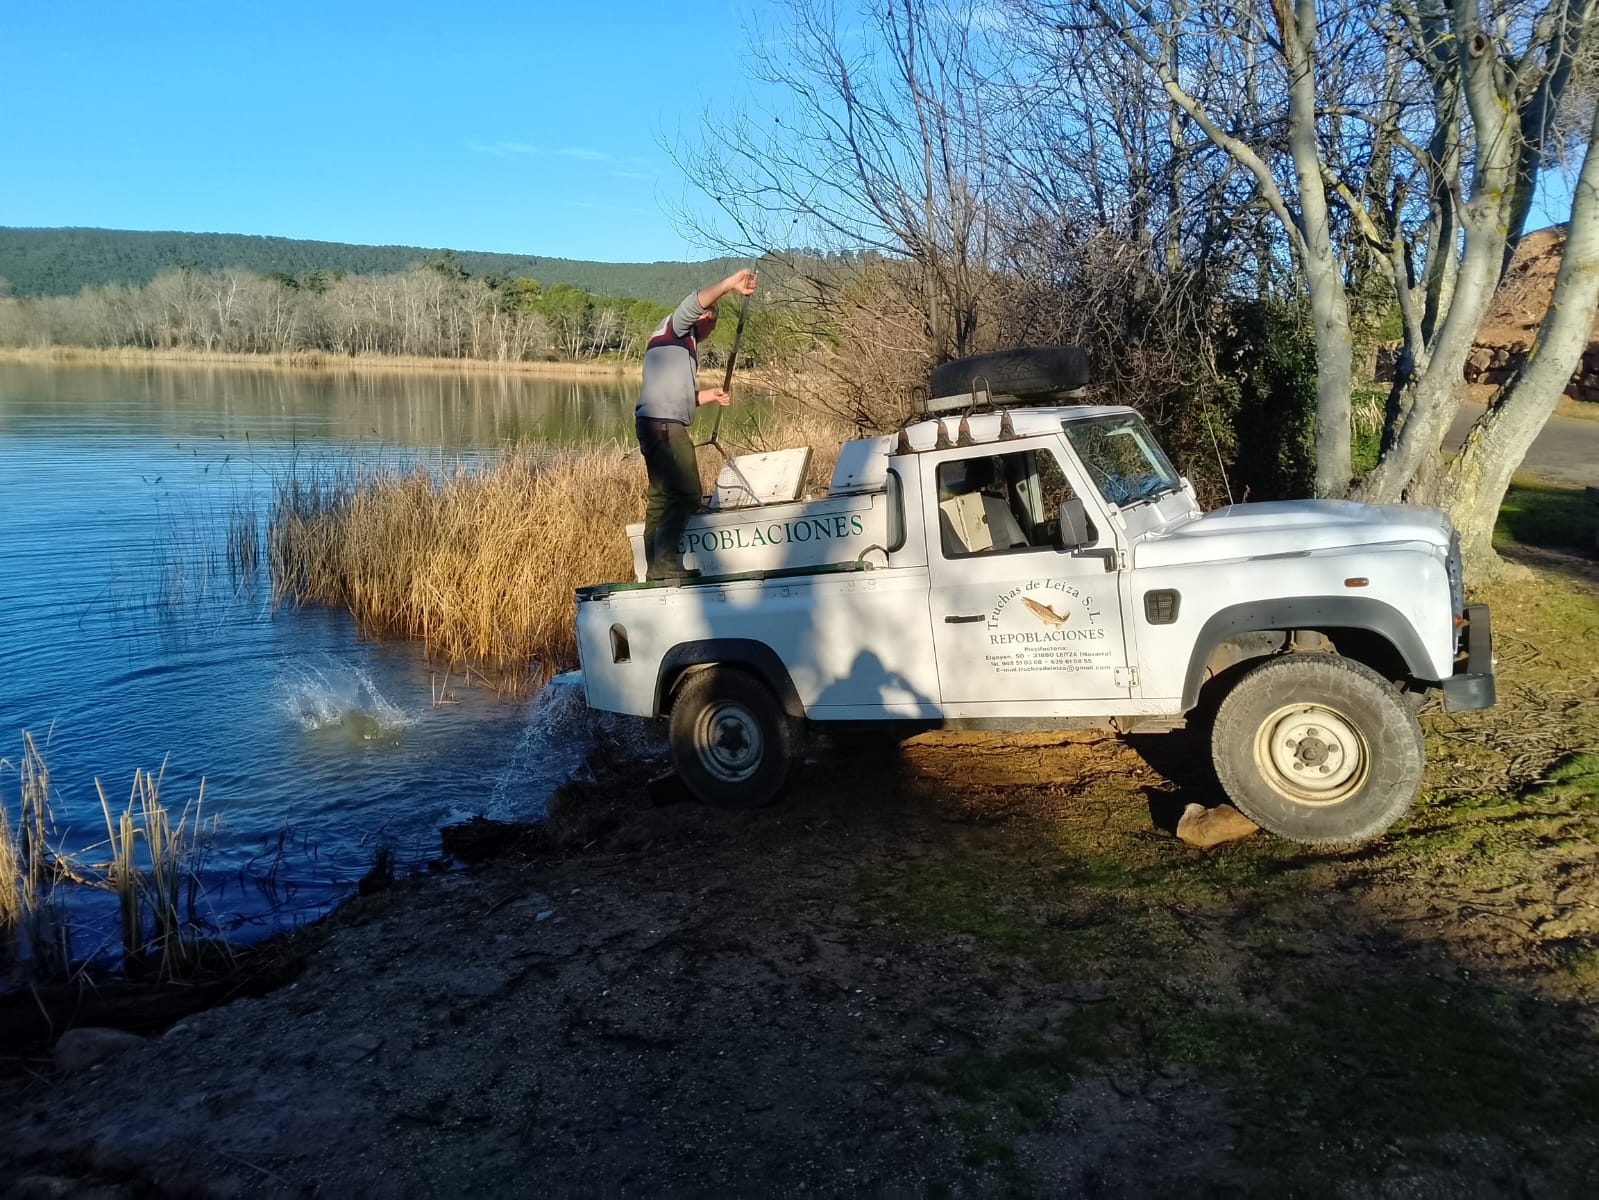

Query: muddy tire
[669,667,799,808]
[1211,654,1423,846]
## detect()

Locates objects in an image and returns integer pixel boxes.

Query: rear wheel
[669,667,799,807]
[1211,654,1423,846]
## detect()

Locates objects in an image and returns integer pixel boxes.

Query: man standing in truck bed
[635,268,759,581]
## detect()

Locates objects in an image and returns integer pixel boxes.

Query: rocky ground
[3,555,1598,1199]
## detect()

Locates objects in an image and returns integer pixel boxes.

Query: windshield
[1062,414,1181,508]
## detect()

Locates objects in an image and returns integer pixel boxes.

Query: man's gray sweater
[635,292,708,425]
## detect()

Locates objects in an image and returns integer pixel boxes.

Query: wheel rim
[692,700,764,784]
[1252,703,1369,806]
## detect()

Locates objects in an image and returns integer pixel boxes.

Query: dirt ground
[4,554,1598,1199]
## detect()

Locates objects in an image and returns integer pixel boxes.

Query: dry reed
[268,405,851,686]
[1352,391,1384,438]
[0,768,22,938]
[96,764,214,978]
[1,732,74,975]
[0,733,54,929]
[227,503,261,578]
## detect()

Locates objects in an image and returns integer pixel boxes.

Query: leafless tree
[1020,0,1597,573]
[674,0,1003,388]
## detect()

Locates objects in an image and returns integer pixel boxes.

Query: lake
[0,360,732,960]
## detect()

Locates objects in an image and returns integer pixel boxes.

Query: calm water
[0,361,709,956]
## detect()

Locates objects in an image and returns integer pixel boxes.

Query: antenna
[1201,406,1234,506]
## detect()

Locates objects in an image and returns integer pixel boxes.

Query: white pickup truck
[575,350,1495,845]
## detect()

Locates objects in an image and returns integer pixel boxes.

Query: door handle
[944,614,985,624]
[1072,548,1118,571]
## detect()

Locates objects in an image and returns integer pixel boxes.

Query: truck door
[924,441,1130,706]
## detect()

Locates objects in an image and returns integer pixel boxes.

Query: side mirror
[1058,497,1094,550]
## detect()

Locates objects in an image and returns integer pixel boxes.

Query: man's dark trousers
[637,416,701,578]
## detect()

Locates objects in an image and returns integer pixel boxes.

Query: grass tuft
[0,731,74,976]
[1525,753,1599,811]
[96,763,219,980]
[227,502,261,580]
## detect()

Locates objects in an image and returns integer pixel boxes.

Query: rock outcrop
[1381,225,1599,401]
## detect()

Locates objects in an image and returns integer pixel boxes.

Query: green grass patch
[1495,479,1599,551]
[859,858,1186,980]
[1526,753,1599,812]
[1556,944,1599,989]
[1160,973,1599,1179]
[858,827,1323,984]
[910,963,1599,1183]
[1350,385,1386,479]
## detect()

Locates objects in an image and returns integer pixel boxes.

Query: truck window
[1062,414,1181,507]
[936,449,1081,557]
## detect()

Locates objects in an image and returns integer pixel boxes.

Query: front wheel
[1211,654,1423,846]
[669,667,799,808]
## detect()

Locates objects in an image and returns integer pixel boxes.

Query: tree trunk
[1351,4,1516,505]
[1441,103,1599,577]
[1277,0,1353,496]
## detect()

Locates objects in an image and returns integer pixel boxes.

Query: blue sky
[0,1,749,262]
[0,3,1578,265]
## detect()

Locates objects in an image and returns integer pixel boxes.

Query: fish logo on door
[1022,596,1071,626]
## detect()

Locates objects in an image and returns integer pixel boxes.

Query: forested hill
[0,227,744,305]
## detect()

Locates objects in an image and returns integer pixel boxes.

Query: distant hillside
[0,227,744,307]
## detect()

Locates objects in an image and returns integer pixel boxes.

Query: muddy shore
[5,710,1599,1197]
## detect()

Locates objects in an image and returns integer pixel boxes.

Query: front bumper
[1440,604,1495,712]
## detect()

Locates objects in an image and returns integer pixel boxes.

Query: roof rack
[924,386,1088,416]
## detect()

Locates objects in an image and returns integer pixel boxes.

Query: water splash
[486,672,596,822]
[281,661,412,742]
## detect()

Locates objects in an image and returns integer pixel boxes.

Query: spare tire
[929,346,1091,401]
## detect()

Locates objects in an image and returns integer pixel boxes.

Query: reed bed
[268,405,852,686]
[270,450,642,684]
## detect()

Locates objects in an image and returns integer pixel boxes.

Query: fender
[1181,597,1433,710]
[655,639,806,719]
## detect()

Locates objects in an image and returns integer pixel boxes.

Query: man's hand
[698,269,758,308]
[696,388,731,407]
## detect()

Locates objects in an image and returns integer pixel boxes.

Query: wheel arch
[1181,597,1433,710]
[655,640,805,720]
